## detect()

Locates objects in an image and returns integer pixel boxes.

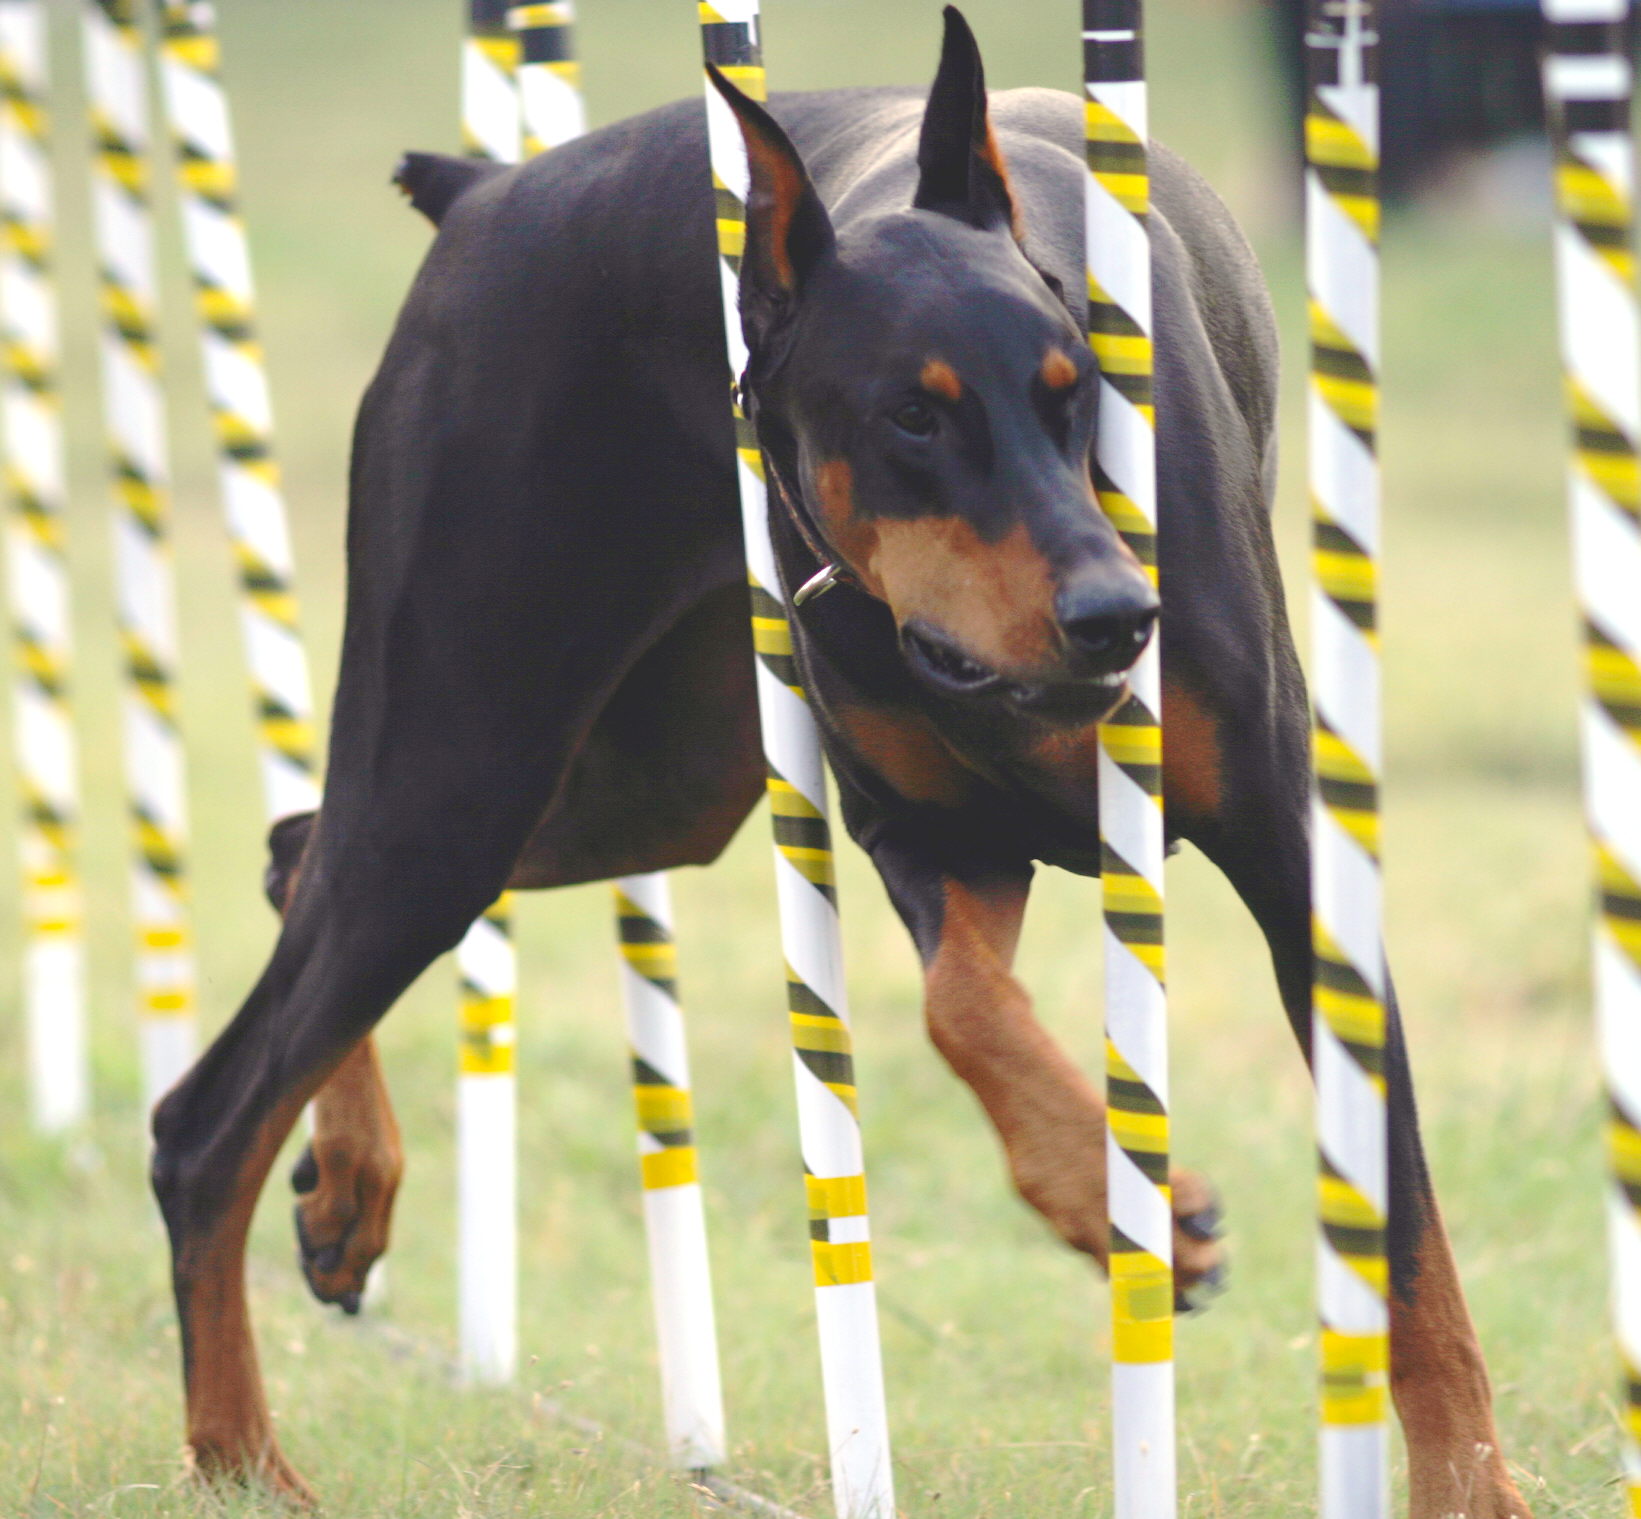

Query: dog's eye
[890,400,939,439]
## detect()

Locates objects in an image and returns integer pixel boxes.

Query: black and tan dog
[150,12,1529,1514]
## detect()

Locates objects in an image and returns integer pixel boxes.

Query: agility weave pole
[463,0,522,162]
[505,0,729,1469]
[612,873,728,1471]
[1082,3,1176,1514]
[1,0,87,1135]
[456,891,520,1383]
[698,5,896,1516]
[0,0,87,1136]
[82,0,198,1118]
[151,0,321,829]
[512,0,585,155]
[455,0,523,1388]
[1540,0,1641,1506]
[1304,0,1389,1510]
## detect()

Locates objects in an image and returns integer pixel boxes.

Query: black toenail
[1174,1260,1229,1315]
[312,1243,344,1274]
[339,1291,362,1316]
[1179,1205,1223,1242]
[290,1146,318,1195]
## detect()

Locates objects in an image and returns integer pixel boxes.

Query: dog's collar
[739,371,869,611]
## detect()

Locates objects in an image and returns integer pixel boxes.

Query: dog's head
[711,7,1157,726]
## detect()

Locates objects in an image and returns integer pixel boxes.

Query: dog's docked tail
[393,151,504,227]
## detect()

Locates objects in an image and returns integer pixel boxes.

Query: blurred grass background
[0,0,1609,1514]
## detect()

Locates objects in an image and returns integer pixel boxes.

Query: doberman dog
[149,10,1530,1514]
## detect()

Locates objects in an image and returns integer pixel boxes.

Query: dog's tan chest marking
[833,701,978,809]
[1159,676,1224,821]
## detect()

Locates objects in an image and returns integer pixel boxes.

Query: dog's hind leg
[152,744,564,1489]
[1164,661,1531,1518]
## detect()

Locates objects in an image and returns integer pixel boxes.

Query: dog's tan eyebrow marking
[1040,348,1078,391]
[920,359,963,402]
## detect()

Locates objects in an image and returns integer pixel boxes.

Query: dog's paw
[1170,1167,1227,1312]
[290,1138,399,1313]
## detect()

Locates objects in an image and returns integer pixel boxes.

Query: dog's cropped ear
[912,7,1020,239]
[706,65,836,350]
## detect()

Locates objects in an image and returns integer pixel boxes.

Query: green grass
[0,0,1617,1513]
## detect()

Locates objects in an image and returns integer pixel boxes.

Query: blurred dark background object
[1270,0,1632,202]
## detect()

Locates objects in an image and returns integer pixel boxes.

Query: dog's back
[369,85,1278,562]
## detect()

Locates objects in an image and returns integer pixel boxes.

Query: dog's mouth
[900,623,1003,694]
[899,622,1130,724]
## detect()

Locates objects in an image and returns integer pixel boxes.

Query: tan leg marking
[1392,1206,1532,1519]
[926,878,1220,1287]
[179,1090,317,1506]
[295,1037,403,1308]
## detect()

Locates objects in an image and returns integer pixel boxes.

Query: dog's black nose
[1056,579,1159,677]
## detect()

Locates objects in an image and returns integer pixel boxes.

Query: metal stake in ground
[1541,0,1641,1504]
[504,0,730,1468]
[82,0,198,1116]
[150,0,320,827]
[697,5,895,1515]
[1304,0,1389,1512]
[454,0,523,1388]
[1083,3,1175,1514]
[0,0,88,1135]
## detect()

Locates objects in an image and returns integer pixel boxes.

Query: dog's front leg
[869,834,1222,1293]
[265,814,405,1313]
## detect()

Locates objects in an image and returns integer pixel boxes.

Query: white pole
[698,8,894,1514]
[614,875,727,1470]
[1082,1,1176,1512]
[458,896,519,1383]
[1,0,89,1135]
[451,0,523,1389]
[151,0,322,829]
[82,0,199,1118]
[1541,0,1641,1504]
[1304,0,1390,1511]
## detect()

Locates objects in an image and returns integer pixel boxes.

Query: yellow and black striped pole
[453,0,523,1386]
[510,1,583,156]
[505,0,729,1465]
[82,0,198,1115]
[698,6,894,1515]
[1304,0,1388,1511]
[1083,2,1175,1512]
[1,0,88,1134]
[151,0,320,827]
[1541,0,1641,1502]
[463,0,521,162]
[456,891,518,1382]
[613,876,727,1470]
